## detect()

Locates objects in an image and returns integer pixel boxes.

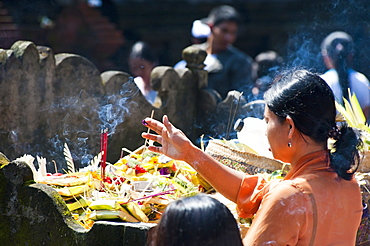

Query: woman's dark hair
[148,193,243,246]
[321,31,354,101]
[264,69,362,180]
[129,41,156,64]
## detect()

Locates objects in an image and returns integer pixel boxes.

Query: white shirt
[321,68,370,110]
[134,76,157,105]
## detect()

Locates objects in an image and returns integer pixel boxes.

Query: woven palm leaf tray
[205,139,289,175]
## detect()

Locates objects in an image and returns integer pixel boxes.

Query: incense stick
[104,129,108,162]
[144,110,154,147]
[225,98,235,139]
[101,128,108,180]
[100,129,103,158]
[226,92,243,139]
[200,134,205,152]
[231,92,243,129]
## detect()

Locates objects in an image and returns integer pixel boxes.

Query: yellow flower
[148,156,159,165]
[114,158,128,166]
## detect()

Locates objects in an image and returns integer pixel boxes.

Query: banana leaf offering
[20,145,203,229]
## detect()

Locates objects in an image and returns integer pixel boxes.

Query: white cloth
[174,54,221,72]
[134,76,157,105]
[321,68,370,109]
[191,20,210,39]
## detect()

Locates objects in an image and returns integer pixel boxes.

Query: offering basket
[205,139,289,175]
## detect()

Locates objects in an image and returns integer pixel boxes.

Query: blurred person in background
[174,19,210,68]
[129,41,158,105]
[320,31,370,122]
[251,50,284,100]
[147,193,243,246]
[175,5,254,100]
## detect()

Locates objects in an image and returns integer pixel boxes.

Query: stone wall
[0,40,212,245]
[0,40,249,246]
[0,160,155,245]
[0,40,208,171]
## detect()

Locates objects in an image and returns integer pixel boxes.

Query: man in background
[175,5,254,100]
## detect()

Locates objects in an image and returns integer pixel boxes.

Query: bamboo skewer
[124,189,176,203]
[120,148,124,159]
[52,160,58,174]
[119,147,135,160]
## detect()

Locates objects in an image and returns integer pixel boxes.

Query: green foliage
[0,152,10,169]
[335,91,370,151]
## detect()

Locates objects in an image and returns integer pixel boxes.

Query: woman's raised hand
[141,115,195,162]
[142,115,245,202]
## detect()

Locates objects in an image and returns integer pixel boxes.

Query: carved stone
[0,40,251,167]
[0,160,154,245]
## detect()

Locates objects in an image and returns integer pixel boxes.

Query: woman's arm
[243,183,309,246]
[141,115,244,202]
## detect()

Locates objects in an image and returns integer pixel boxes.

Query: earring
[288,142,292,147]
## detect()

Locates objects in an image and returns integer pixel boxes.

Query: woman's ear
[286,116,295,138]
